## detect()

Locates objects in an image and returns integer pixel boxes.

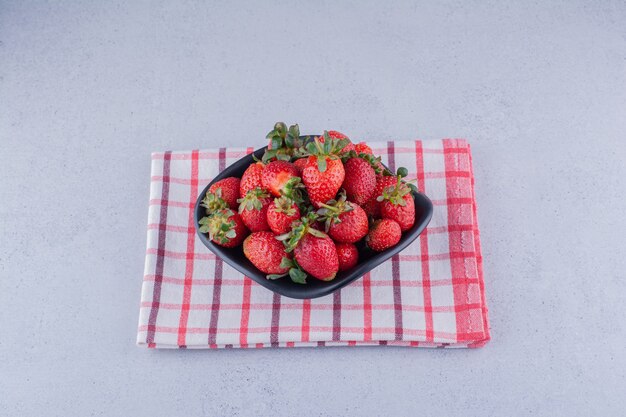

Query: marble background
[1,1,625,416]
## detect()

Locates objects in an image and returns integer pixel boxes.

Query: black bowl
[194,141,433,299]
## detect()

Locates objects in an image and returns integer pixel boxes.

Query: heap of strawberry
[198,122,418,284]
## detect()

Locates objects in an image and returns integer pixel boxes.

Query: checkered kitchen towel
[137,139,490,348]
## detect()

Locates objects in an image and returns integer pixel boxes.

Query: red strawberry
[317,192,368,244]
[378,176,415,231]
[342,157,376,206]
[325,130,355,153]
[243,231,291,275]
[293,158,308,176]
[362,175,397,218]
[336,243,358,271]
[209,177,240,210]
[354,142,373,155]
[366,219,401,251]
[278,214,339,281]
[237,188,271,232]
[325,130,348,140]
[381,193,415,231]
[375,175,398,195]
[302,156,345,207]
[343,142,356,153]
[301,134,347,207]
[329,203,368,243]
[267,196,300,235]
[240,162,264,197]
[261,160,299,197]
[198,209,248,248]
[295,233,338,281]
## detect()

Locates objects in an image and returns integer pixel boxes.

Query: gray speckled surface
[1,1,626,415]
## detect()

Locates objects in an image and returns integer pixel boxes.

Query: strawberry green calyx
[280,176,305,203]
[316,190,354,232]
[274,213,330,284]
[272,196,298,216]
[237,187,270,213]
[276,212,326,253]
[198,209,238,244]
[200,189,229,214]
[263,121,304,163]
[297,197,316,216]
[304,131,349,173]
[280,176,313,213]
[267,257,308,284]
[376,173,412,206]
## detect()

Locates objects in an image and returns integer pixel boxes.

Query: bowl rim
[194,143,433,299]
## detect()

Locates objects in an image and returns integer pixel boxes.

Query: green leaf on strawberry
[289,268,307,284]
[237,187,270,213]
[200,188,229,214]
[269,256,308,284]
[376,174,412,206]
[316,157,327,173]
[266,274,285,280]
[263,121,304,163]
[276,212,324,253]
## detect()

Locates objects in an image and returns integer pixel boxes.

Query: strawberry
[343,142,356,153]
[378,175,416,231]
[336,243,358,271]
[237,187,271,232]
[325,130,355,153]
[240,162,264,198]
[362,175,397,218]
[325,130,348,140]
[366,219,401,251]
[301,132,348,207]
[294,233,338,281]
[261,160,299,197]
[293,158,308,176]
[277,214,339,281]
[198,209,248,248]
[342,157,376,206]
[267,196,300,235]
[243,231,291,275]
[317,192,369,244]
[354,142,373,155]
[302,155,345,207]
[381,193,415,231]
[208,177,240,210]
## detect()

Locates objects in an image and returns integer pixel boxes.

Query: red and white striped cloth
[137,139,490,348]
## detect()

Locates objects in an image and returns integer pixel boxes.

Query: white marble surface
[1,1,625,416]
